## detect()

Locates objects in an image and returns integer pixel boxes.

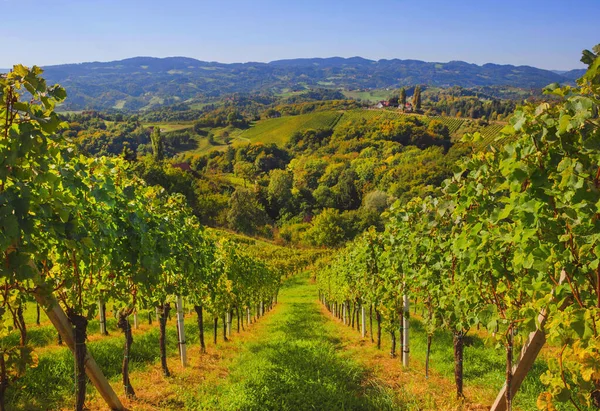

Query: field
[238,111,343,146]
[4,231,326,410]
[478,123,507,145]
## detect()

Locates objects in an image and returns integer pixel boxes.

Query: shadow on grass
[6,319,204,410]
[406,316,565,410]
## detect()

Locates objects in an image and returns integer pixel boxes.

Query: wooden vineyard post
[32,286,124,410]
[491,310,548,411]
[226,311,232,338]
[491,271,567,411]
[343,303,347,325]
[402,294,409,368]
[98,299,107,335]
[247,307,251,325]
[133,311,139,329]
[176,296,187,367]
[361,305,366,338]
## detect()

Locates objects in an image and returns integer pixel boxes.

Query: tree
[227,187,269,235]
[267,169,294,218]
[413,86,422,111]
[233,161,257,186]
[363,190,390,213]
[400,88,407,107]
[263,108,281,119]
[334,169,361,210]
[150,126,164,161]
[427,120,450,139]
[304,209,347,247]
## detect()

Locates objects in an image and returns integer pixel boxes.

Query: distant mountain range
[23,56,584,111]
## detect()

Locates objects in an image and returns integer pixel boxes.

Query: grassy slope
[238,111,343,146]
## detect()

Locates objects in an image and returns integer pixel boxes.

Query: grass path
[83,273,401,410]
[191,273,401,410]
[14,271,553,410]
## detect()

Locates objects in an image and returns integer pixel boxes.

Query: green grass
[7,313,207,410]
[219,173,247,187]
[406,319,547,410]
[9,274,402,410]
[333,307,587,411]
[186,273,402,410]
[239,111,343,146]
[274,89,306,98]
[7,273,580,410]
[188,101,222,110]
[113,99,126,109]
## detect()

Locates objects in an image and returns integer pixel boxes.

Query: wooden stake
[491,313,546,411]
[176,296,187,367]
[98,299,107,335]
[361,305,366,338]
[402,294,410,368]
[491,270,567,411]
[33,287,124,410]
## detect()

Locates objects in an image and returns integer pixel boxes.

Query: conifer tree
[400,87,407,107]
[413,86,422,111]
[150,126,164,161]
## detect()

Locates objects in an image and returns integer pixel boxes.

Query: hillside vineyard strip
[240,111,343,145]
[316,57,600,411]
[0,66,287,410]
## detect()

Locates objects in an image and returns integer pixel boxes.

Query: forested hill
[39,56,579,110]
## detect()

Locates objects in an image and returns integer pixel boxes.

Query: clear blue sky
[1,0,597,70]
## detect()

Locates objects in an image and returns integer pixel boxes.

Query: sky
[1,0,597,70]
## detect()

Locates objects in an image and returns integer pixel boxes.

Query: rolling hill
[33,56,583,111]
[181,108,505,157]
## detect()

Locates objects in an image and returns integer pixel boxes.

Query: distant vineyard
[339,109,414,122]
[241,109,505,150]
[240,111,343,145]
[340,110,466,135]
[431,116,465,134]
[209,228,329,275]
[473,123,508,150]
